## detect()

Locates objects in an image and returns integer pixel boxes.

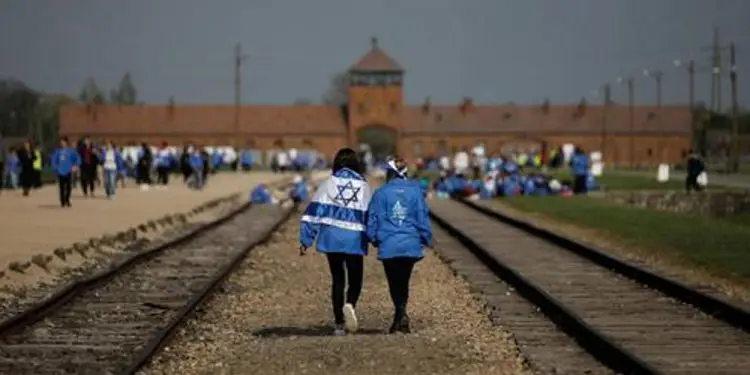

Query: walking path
[144,219,529,375]
[0,172,285,269]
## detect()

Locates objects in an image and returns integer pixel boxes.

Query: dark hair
[332,148,361,174]
[386,156,408,181]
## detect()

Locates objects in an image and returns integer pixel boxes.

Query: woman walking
[299,148,372,336]
[17,141,36,196]
[366,157,433,333]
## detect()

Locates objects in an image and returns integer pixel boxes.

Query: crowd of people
[0,134,327,207]
[412,144,599,200]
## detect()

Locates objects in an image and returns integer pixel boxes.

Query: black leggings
[157,166,170,185]
[80,167,96,195]
[382,257,419,321]
[326,253,364,325]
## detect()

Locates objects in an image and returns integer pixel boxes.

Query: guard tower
[347,37,404,159]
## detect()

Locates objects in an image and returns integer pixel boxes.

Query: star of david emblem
[333,181,361,207]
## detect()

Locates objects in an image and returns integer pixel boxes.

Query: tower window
[390,102,398,114]
[358,102,366,115]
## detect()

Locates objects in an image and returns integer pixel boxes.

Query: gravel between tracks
[143,218,530,375]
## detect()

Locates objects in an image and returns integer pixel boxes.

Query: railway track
[0,180,302,375]
[430,198,750,375]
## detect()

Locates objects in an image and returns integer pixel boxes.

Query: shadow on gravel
[254,325,383,337]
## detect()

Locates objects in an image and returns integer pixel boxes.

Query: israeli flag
[301,169,372,232]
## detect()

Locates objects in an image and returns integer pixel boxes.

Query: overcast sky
[1,0,748,107]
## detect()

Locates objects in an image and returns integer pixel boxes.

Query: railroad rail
[0,178,304,375]
[430,198,750,375]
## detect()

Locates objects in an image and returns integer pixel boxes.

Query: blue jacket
[366,178,432,260]
[250,184,273,204]
[189,154,204,170]
[299,168,372,256]
[240,150,253,166]
[289,182,309,203]
[51,147,81,176]
[570,153,589,176]
[6,154,20,173]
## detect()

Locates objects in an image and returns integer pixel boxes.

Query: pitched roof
[402,104,692,135]
[59,105,348,136]
[349,37,404,73]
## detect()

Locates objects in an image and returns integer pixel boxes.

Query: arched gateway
[357,124,397,161]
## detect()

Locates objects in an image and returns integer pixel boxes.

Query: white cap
[293,175,303,184]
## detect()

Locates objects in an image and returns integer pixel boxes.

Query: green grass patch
[503,196,750,280]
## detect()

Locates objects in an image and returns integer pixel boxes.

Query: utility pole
[644,69,664,108]
[711,27,722,112]
[687,60,700,153]
[627,78,635,168]
[601,84,611,160]
[234,43,249,141]
[729,43,740,173]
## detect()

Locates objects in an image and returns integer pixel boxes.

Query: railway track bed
[430,198,750,374]
[0,201,294,375]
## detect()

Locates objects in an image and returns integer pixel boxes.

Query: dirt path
[144,218,529,375]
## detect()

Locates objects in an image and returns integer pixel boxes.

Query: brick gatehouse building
[60,38,692,166]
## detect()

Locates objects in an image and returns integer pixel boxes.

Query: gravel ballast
[143,218,530,375]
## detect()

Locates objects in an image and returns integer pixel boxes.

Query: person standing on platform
[32,145,43,188]
[17,141,36,196]
[136,143,153,190]
[299,148,371,336]
[200,146,210,186]
[570,147,590,195]
[188,147,205,190]
[4,147,20,190]
[77,137,99,197]
[101,140,124,199]
[685,149,706,194]
[366,157,432,334]
[51,137,81,207]
[155,142,171,188]
[180,145,192,182]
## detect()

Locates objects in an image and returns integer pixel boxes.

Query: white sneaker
[140,184,150,191]
[343,303,358,333]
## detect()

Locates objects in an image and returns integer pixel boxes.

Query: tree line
[0,73,139,149]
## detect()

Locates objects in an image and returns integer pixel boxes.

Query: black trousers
[156,166,170,185]
[382,257,419,322]
[58,174,72,206]
[20,170,34,196]
[33,170,42,188]
[80,167,96,195]
[686,174,702,193]
[573,174,587,195]
[136,164,151,185]
[326,253,364,325]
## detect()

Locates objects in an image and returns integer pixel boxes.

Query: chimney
[422,96,431,114]
[460,96,474,114]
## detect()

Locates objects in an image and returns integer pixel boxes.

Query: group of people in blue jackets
[426,147,597,200]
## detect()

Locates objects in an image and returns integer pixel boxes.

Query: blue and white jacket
[366,178,432,260]
[299,168,372,255]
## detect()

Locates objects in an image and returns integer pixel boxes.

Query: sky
[1,0,748,107]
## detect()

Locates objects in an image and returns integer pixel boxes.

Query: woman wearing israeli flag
[299,148,372,336]
[366,156,433,334]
